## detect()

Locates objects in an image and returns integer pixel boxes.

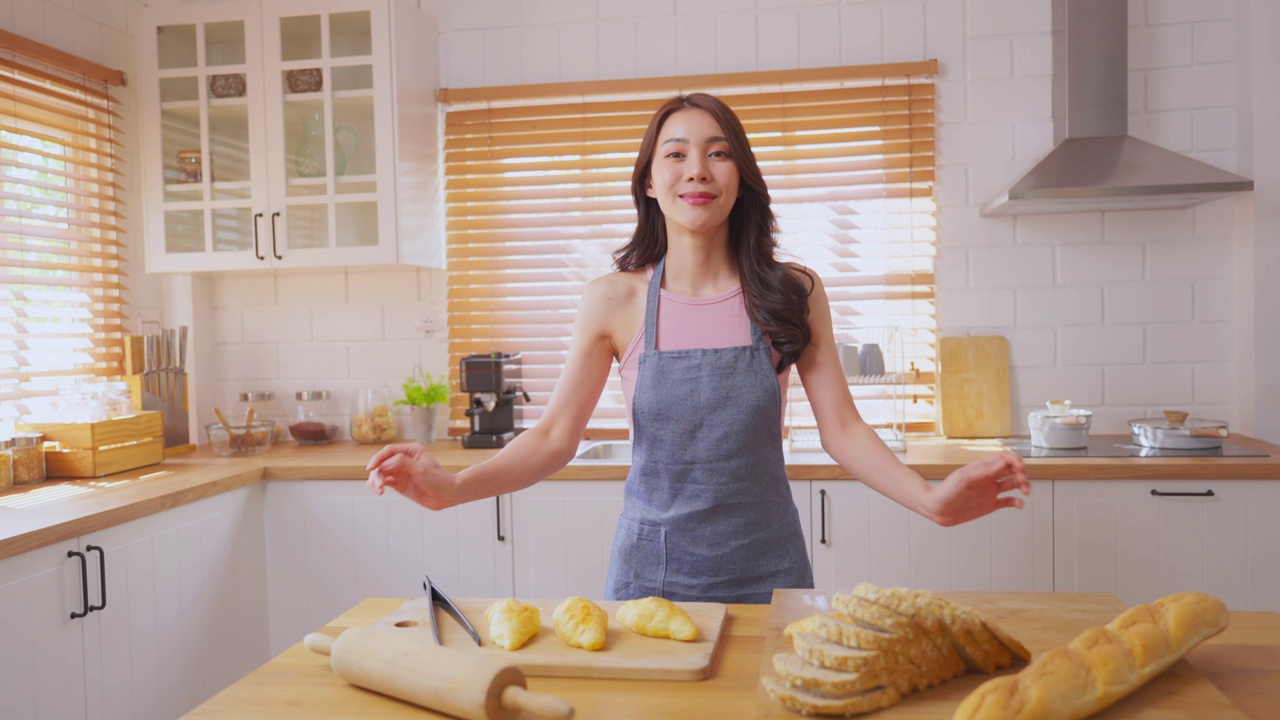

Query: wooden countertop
[183,597,1280,720]
[3,434,1278,562]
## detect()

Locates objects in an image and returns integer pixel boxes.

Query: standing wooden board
[758,590,1249,719]
[938,336,1012,438]
[372,597,727,681]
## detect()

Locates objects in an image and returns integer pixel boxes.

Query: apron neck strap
[644,256,766,350]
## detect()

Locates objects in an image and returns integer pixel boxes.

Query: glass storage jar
[176,150,203,183]
[12,432,45,486]
[350,387,396,444]
[0,437,13,491]
[289,390,342,445]
[234,391,287,443]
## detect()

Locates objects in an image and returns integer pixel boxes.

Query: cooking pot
[1129,410,1229,450]
[1028,401,1092,449]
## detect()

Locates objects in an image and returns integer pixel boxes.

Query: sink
[572,441,632,462]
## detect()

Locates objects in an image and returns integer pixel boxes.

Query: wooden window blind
[439,62,937,437]
[0,29,127,426]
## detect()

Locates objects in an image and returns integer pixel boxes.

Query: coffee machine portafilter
[459,352,531,449]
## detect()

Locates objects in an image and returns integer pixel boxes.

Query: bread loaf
[953,592,1229,720]
[761,676,901,717]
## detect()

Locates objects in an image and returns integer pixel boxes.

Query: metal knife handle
[178,326,188,371]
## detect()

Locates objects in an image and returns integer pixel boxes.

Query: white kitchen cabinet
[0,486,266,720]
[510,480,625,599]
[808,480,1054,592]
[1054,479,1280,612]
[138,0,440,273]
[263,480,513,656]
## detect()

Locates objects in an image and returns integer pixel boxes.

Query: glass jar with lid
[233,391,287,443]
[12,432,46,486]
[289,390,342,445]
[350,387,396,444]
[0,437,13,491]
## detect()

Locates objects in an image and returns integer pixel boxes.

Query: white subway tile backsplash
[599,0,674,19]
[936,122,1014,164]
[756,9,799,70]
[937,204,1015,246]
[275,271,346,307]
[44,4,75,56]
[1003,327,1056,367]
[968,161,1029,206]
[1057,244,1144,284]
[1147,321,1233,362]
[212,273,276,308]
[932,245,968,287]
[1129,110,1193,152]
[1058,324,1145,365]
[966,0,1050,36]
[636,16,679,77]
[1186,149,1239,173]
[1192,108,1237,151]
[1104,364,1193,405]
[443,0,521,31]
[1014,366,1104,408]
[840,4,883,66]
[483,28,523,86]
[1148,240,1232,279]
[1192,21,1235,63]
[935,288,1016,327]
[348,342,423,381]
[384,302,429,341]
[598,20,639,78]
[347,268,418,305]
[1017,287,1103,327]
[716,13,756,71]
[925,1,963,77]
[677,13,717,74]
[1145,64,1236,111]
[521,0,596,27]
[243,306,312,344]
[934,164,968,206]
[1105,281,1194,324]
[677,0,754,14]
[74,13,103,65]
[1129,24,1192,69]
[521,26,562,83]
[1013,34,1051,76]
[1016,212,1104,245]
[313,305,384,343]
[1103,208,1193,241]
[278,343,350,380]
[968,37,1011,80]
[1194,279,1233,321]
[1144,0,1234,25]
[968,245,1054,287]
[214,344,279,382]
[934,81,967,124]
[966,77,1052,121]
[13,1,44,44]
[881,1,924,63]
[443,29,487,87]
[559,22,599,81]
[213,308,243,345]
[799,6,840,69]
[1193,363,1235,404]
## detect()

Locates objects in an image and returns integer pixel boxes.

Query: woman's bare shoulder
[583,267,648,302]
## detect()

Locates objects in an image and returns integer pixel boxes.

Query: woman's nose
[684,157,709,182]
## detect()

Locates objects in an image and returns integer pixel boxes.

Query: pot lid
[1029,407,1093,418]
[1129,416,1228,431]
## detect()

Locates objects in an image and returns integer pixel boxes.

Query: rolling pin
[304,627,574,720]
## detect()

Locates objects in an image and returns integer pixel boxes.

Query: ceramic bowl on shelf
[209,73,246,98]
[286,68,322,93]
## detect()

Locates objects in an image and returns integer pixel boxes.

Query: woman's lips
[679,192,717,205]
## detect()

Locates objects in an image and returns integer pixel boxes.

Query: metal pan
[1129,410,1229,450]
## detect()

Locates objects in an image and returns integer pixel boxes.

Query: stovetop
[1001,436,1270,458]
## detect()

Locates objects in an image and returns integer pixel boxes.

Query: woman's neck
[662,228,737,297]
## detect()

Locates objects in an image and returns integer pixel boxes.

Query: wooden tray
[20,412,165,478]
[373,596,727,681]
[758,589,1249,719]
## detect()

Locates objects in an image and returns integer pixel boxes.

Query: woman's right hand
[365,443,459,510]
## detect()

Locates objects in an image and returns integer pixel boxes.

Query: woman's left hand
[925,451,1030,527]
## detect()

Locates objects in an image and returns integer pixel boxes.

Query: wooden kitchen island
[184,597,1280,720]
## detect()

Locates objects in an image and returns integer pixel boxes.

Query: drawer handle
[252,212,265,260]
[68,550,90,619]
[87,545,106,612]
[270,211,283,260]
[819,489,828,545]
[495,496,505,542]
[1150,489,1216,497]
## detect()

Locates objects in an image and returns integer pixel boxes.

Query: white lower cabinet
[808,480,1054,592]
[0,486,266,720]
[510,480,624,599]
[1054,479,1280,612]
[263,480,513,656]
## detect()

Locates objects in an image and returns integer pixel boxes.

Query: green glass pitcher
[295,110,358,178]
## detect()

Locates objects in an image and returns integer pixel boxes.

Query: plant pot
[409,405,439,444]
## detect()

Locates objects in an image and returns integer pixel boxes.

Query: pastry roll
[484,598,541,651]
[616,596,699,642]
[553,596,608,651]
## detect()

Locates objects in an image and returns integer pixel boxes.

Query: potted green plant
[395,367,451,443]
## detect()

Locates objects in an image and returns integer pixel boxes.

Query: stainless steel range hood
[980,0,1252,216]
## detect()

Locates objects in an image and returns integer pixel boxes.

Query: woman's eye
[665,151,685,160]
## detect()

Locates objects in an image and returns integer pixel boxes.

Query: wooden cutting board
[758,590,1249,719]
[371,597,727,681]
[938,336,1012,438]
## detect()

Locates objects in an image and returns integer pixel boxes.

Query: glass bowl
[205,420,276,456]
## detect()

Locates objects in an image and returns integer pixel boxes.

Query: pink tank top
[619,266,791,430]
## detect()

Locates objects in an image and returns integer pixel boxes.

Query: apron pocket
[606,517,667,600]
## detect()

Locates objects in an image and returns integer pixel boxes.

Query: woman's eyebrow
[661,135,729,145]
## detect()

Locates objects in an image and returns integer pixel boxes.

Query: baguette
[953,592,1229,720]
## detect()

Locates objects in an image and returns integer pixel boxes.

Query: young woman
[366,93,1029,603]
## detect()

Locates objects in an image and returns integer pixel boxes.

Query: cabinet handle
[1150,489,1216,497]
[86,545,106,612]
[819,489,828,545]
[495,496,505,542]
[68,550,90,619]
[252,212,265,260]
[270,211,283,260]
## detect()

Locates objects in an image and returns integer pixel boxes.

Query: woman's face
[645,108,741,239]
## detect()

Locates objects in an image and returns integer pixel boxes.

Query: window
[439,62,937,437]
[0,30,127,429]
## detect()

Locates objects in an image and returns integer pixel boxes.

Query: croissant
[616,596,699,641]
[484,598,541,651]
[553,596,608,651]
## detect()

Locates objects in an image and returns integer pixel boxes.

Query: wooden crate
[18,412,165,478]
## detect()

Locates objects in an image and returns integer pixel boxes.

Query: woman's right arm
[365,273,629,510]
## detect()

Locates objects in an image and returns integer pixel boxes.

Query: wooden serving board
[938,336,1012,438]
[758,590,1249,719]
[373,597,727,681]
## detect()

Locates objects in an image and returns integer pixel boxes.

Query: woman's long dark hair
[613,93,814,371]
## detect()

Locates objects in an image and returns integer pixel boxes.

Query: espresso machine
[460,352,531,449]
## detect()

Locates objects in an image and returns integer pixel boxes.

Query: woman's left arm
[792,268,1030,527]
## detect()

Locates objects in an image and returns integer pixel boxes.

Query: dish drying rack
[788,326,909,452]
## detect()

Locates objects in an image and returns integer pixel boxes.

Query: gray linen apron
[604,257,814,604]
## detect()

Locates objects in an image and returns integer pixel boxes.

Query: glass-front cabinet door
[140,0,398,272]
